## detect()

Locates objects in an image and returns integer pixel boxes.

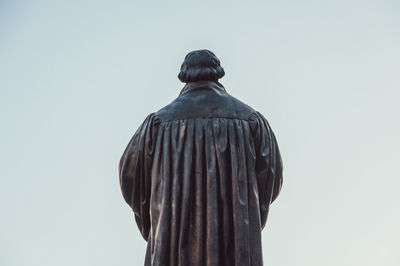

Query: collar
[179,80,226,96]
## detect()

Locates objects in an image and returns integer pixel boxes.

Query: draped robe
[119,81,283,266]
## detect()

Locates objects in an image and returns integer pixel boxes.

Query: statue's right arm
[249,111,283,229]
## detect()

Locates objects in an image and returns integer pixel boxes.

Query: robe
[119,81,283,266]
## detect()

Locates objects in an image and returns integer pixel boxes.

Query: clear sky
[1,1,399,265]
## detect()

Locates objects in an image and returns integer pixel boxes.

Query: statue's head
[178,49,225,83]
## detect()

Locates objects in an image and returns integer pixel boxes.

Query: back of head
[178,49,225,83]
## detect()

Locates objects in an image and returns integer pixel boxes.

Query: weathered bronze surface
[119,50,283,266]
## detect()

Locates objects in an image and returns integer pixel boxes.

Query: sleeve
[249,111,283,229]
[119,113,159,240]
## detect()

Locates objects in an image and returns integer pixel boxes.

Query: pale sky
[1,1,399,265]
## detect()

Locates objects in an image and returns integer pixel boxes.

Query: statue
[119,49,283,266]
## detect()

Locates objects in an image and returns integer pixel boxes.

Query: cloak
[119,81,283,266]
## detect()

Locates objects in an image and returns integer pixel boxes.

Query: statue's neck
[179,80,225,96]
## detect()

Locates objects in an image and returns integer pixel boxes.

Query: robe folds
[119,81,283,266]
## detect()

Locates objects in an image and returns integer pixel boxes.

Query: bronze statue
[119,49,283,266]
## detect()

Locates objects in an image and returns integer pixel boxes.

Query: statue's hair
[178,49,225,83]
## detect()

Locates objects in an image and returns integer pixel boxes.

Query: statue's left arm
[119,113,159,241]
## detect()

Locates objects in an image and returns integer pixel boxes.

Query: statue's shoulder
[155,87,256,122]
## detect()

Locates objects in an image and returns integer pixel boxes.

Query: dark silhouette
[119,49,283,266]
